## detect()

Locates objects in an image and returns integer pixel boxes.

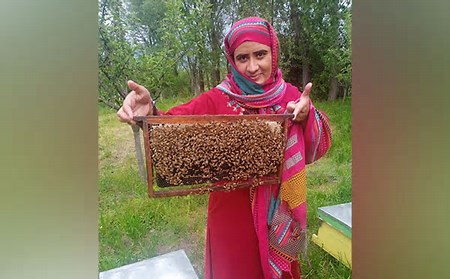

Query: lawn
[98,97,352,278]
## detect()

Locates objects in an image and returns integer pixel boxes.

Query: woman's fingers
[286,101,296,112]
[122,103,135,121]
[292,102,303,119]
[128,80,149,97]
[302,82,312,97]
[117,107,129,123]
[117,102,137,125]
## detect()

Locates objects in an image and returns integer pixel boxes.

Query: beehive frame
[135,114,293,198]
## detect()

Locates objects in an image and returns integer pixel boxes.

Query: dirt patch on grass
[312,182,338,194]
[121,234,133,247]
[99,115,141,171]
[142,209,206,278]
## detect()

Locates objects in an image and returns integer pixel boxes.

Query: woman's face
[233,41,272,84]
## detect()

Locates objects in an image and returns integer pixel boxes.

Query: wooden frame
[134,114,293,198]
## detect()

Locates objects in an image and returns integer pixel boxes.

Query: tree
[307,0,352,100]
[99,0,352,104]
[128,0,167,49]
[209,0,228,85]
[159,0,213,95]
[98,0,149,181]
[98,0,138,109]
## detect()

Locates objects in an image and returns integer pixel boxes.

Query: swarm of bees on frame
[148,119,285,186]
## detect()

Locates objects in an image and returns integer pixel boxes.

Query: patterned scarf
[247,104,331,279]
[216,17,287,112]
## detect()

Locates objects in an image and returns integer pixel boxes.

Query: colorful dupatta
[250,105,332,279]
[216,17,332,279]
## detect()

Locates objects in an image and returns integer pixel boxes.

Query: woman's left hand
[286,82,312,123]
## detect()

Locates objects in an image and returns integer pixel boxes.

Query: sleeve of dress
[302,101,332,164]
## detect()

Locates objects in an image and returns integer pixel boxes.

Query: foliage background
[98,0,352,109]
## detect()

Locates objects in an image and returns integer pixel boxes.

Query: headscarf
[216,17,287,112]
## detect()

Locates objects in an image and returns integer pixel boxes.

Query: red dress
[163,86,303,279]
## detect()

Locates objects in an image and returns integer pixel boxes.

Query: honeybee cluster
[149,119,285,186]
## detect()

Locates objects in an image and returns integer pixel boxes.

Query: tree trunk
[131,124,147,182]
[188,56,199,95]
[289,1,305,88]
[342,86,347,103]
[210,0,221,85]
[328,76,339,100]
[205,71,211,90]
[199,55,205,93]
[213,65,221,85]
[302,62,310,87]
[193,58,200,95]
[173,63,178,77]
[199,66,205,93]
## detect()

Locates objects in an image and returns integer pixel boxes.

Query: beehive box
[135,114,292,198]
[312,202,352,269]
[99,249,199,279]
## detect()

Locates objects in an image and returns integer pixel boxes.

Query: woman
[117,17,331,279]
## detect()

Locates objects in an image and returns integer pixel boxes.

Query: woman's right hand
[117,80,153,125]
[286,82,312,124]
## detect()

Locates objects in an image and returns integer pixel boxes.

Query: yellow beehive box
[312,202,352,269]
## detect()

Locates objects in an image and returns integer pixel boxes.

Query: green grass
[98,98,352,278]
